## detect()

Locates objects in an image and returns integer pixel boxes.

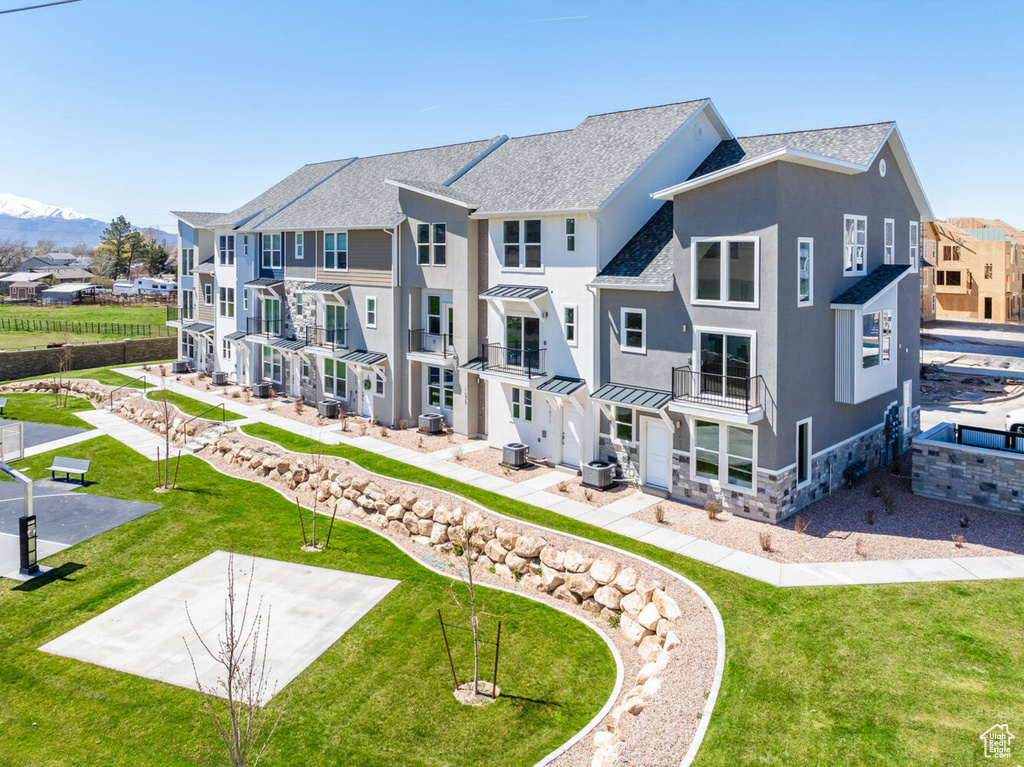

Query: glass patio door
[505,316,540,369]
[699,332,751,399]
[325,303,345,345]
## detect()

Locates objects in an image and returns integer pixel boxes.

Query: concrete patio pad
[41,550,399,704]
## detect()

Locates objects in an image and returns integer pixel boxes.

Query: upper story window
[218,235,235,265]
[296,291,303,315]
[985,263,993,279]
[243,237,250,257]
[243,289,248,311]
[262,233,282,269]
[325,232,348,271]
[366,296,377,328]
[883,219,895,265]
[203,282,213,304]
[511,387,533,421]
[503,219,541,269]
[181,248,195,276]
[426,295,442,335]
[909,221,919,271]
[942,244,960,261]
[565,219,576,252]
[417,223,447,266]
[936,270,962,287]
[843,215,867,275]
[563,305,577,345]
[693,237,758,305]
[218,287,235,318]
[295,232,305,260]
[620,308,646,353]
[798,238,813,306]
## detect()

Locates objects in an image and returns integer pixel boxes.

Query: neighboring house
[22,252,92,271]
[0,271,50,295]
[170,100,933,523]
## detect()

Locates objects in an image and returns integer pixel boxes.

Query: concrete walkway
[97,367,1024,588]
[75,410,166,460]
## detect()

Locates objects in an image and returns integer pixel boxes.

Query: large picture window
[844,215,867,275]
[692,237,757,304]
[262,346,282,383]
[503,219,542,269]
[694,420,755,491]
[324,358,345,397]
[262,233,282,269]
[324,232,348,271]
[427,366,454,409]
[417,223,447,265]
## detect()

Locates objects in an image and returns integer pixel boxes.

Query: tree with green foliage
[141,236,171,277]
[100,215,133,278]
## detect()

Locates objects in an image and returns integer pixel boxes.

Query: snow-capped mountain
[0,193,175,248]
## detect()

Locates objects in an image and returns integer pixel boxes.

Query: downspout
[389,223,401,428]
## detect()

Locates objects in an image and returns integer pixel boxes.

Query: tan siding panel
[316,229,392,286]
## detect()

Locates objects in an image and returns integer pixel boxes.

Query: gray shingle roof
[193,261,215,274]
[171,211,226,228]
[250,139,503,231]
[537,377,587,396]
[592,382,671,410]
[341,349,387,366]
[447,101,708,213]
[690,122,894,180]
[831,264,910,306]
[592,202,674,288]
[480,284,549,300]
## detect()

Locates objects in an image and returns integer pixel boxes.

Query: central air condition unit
[318,399,340,418]
[171,360,191,374]
[582,460,615,490]
[212,371,228,386]
[418,413,444,434]
[251,381,272,398]
[503,442,530,469]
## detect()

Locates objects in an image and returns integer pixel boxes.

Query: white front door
[360,372,374,419]
[644,420,671,489]
[561,408,582,468]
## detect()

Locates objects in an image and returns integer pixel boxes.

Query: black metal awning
[591,382,671,410]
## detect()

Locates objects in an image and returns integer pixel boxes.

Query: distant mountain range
[0,193,176,248]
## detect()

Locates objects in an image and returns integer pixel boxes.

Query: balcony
[167,306,179,322]
[478,343,546,379]
[306,324,348,351]
[669,366,767,424]
[246,316,283,338]
[409,329,453,359]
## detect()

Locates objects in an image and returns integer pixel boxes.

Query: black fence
[409,329,452,358]
[0,317,173,338]
[671,366,766,414]
[247,316,283,337]
[480,343,545,378]
[306,324,348,350]
[0,293,175,307]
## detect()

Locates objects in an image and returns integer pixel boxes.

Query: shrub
[556,480,569,494]
[793,514,811,534]
[293,398,305,414]
[197,371,206,380]
[583,488,594,502]
[654,504,666,524]
[416,436,423,450]
[855,536,867,557]
[705,499,721,520]
[451,444,465,462]
[445,428,454,443]
[339,418,349,432]
[511,569,523,581]
[952,533,965,549]
[866,508,876,526]
[452,544,464,557]
[379,426,389,438]
[607,613,621,629]
[399,419,408,431]
[359,424,368,436]
[231,391,240,398]
[758,530,772,552]
[881,493,896,515]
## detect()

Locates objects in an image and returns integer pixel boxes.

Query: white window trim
[261,233,282,270]
[426,365,454,411]
[909,221,920,272]
[620,307,647,354]
[374,370,386,399]
[843,214,867,276]
[690,418,758,495]
[242,289,248,311]
[324,231,349,272]
[295,232,304,261]
[565,218,576,253]
[365,296,377,329]
[323,358,345,398]
[218,287,235,318]
[203,282,212,305]
[692,325,758,381]
[795,417,812,488]
[612,406,635,443]
[690,235,760,308]
[563,304,578,347]
[883,218,895,265]
[416,222,447,267]
[797,237,814,307]
[222,339,232,360]
[501,219,543,272]
[511,386,534,422]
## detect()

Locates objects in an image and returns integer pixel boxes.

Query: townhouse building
[170,100,932,523]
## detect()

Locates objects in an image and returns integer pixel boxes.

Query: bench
[46,457,91,485]
[0,397,6,417]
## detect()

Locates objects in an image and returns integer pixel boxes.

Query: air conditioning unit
[318,399,340,418]
[503,442,530,469]
[171,360,191,374]
[418,413,444,434]
[582,460,615,490]
[212,371,228,386]
[251,381,272,398]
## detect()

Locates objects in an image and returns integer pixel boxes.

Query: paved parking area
[41,551,400,703]
[0,418,89,451]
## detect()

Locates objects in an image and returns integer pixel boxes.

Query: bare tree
[52,330,72,408]
[184,549,281,767]
[0,240,30,271]
[33,238,55,255]
[156,374,174,489]
[448,544,492,697]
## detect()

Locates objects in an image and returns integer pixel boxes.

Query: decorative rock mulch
[203,433,718,767]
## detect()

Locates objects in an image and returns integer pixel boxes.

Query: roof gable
[591,202,674,290]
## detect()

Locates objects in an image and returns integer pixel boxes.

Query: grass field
[0,392,95,428]
[0,437,615,766]
[0,303,171,350]
[9,362,160,388]
[241,422,1024,767]
[144,390,244,421]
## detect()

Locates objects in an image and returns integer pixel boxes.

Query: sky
[0,0,1021,231]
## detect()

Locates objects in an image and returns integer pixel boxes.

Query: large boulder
[638,634,663,663]
[399,490,418,509]
[412,500,434,519]
[433,505,452,525]
[636,661,659,686]
[462,510,485,534]
[386,504,405,521]
[637,602,662,631]
[566,573,598,600]
[620,590,646,616]
[664,631,681,652]
[539,565,565,592]
[504,552,528,574]
[552,584,581,605]
[652,589,682,621]
[613,567,638,594]
[564,550,593,573]
[539,545,565,570]
[635,578,662,603]
[593,585,623,610]
[276,459,291,474]
[429,523,449,545]
[387,520,410,538]
[640,676,662,701]
[513,535,545,558]
[620,613,652,646]
[589,559,618,585]
[496,528,518,551]
[484,539,508,563]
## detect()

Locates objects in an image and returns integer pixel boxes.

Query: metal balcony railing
[409,329,453,358]
[306,324,348,350]
[481,343,545,378]
[247,316,283,337]
[166,306,179,321]
[671,366,766,414]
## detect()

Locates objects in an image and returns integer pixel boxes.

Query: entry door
[360,372,374,419]
[644,421,672,489]
[561,409,582,468]
[984,297,993,320]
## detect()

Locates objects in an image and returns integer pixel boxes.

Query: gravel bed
[372,426,470,453]
[547,475,638,509]
[447,445,555,484]
[634,463,1024,563]
[204,433,718,767]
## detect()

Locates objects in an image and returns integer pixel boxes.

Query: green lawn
[0,303,171,349]
[241,422,1024,767]
[0,437,615,766]
[144,390,244,421]
[9,363,158,388]
[0,392,95,428]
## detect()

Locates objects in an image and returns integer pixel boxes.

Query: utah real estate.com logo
[980,724,1015,759]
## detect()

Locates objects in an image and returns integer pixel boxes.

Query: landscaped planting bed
[448,444,556,483]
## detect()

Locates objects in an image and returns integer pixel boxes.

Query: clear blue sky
[1,0,1021,231]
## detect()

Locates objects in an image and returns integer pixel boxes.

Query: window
[243,290,248,311]
[614,407,633,441]
[203,282,212,305]
[262,347,282,383]
[243,237,250,257]
[693,237,757,304]
[374,371,386,397]
[621,308,646,353]
[942,244,960,261]
[222,339,232,359]
[426,295,442,335]
[262,233,282,269]
[218,287,235,318]
[985,263,993,279]
[296,292,303,317]
[182,291,195,320]
[182,333,195,359]
[325,304,346,341]
[415,223,446,266]
[563,305,577,345]
[694,420,755,490]
[796,418,812,487]
[324,232,347,270]
[428,366,454,409]
[295,232,304,260]
[797,238,813,306]
[181,248,195,276]
[883,219,895,265]
[366,296,377,328]
[937,270,962,286]
[503,219,542,269]
[843,215,867,275]
[862,312,880,368]
[511,387,533,421]
[565,218,575,252]
[324,359,345,397]
[218,235,235,265]
[909,221,919,271]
